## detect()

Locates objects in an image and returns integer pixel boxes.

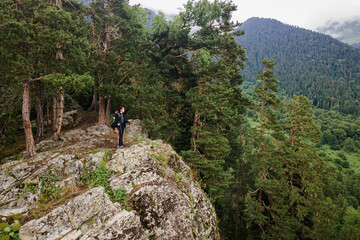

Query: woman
[114,106,128,148]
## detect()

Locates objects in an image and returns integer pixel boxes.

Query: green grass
[318,145,360,173]
[244,116,260,129]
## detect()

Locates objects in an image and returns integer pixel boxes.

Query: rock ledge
[0,122,219,240]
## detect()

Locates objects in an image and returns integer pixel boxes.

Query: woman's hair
[118,106,125,112]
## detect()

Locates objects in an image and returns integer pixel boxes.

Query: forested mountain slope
[1,1,360,239]
[237,17,360,115]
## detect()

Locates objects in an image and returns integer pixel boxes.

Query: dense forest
[1,0,360,239]
[237,17,360,115]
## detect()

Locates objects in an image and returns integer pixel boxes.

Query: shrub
[113,188,129,205]
[318,152,326,157]
[334,158,342,165]
[341,161,350,168]
[0,217,21,240]
[39,169,61,203]
[337,152,347,160]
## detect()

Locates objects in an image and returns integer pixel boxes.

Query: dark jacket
[114,111,127,132]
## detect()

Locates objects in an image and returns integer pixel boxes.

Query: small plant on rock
[113,188,129,205]
[17,183,38,199]
[0,217,21,240]
[39,168,61,203]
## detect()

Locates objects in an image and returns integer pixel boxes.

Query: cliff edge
[0,121,219,239]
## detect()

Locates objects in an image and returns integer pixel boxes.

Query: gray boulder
[19,187,146,240]
[62,110,83,129]
[126,119,148,138]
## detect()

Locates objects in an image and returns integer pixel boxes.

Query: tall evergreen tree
[177,0,247,198]
[0,0,91,157]
[285,96,339,239]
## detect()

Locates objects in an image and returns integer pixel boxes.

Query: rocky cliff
[0,121,219,239]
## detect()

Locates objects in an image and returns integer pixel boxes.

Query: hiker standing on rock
[114,106,129,148]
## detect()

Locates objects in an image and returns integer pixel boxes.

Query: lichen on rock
[1,120,220,239]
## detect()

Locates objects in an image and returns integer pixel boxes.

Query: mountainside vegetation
[1,1,359,239]
[237,17,360,115]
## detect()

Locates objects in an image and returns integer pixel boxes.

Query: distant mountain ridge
[317,19,360,48]
[236,17,360,114]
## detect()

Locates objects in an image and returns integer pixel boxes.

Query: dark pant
[118,124,125,146]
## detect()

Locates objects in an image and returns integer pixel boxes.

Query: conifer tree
[252,58,281,200]
[178,0,247,205]
[89,0,148,125]
[0,0,91,157]
[245,59,296,239]
[285,95,339,239]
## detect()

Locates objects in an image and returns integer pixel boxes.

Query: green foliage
[1,0,359,239]
[244,74,340,239]
[0,217,21,240]
[238,17,360,115]
[343,137,356,152]
[81,151,130,208]
[89,167,111,192]
[18,183,38,199]
[39,168,61,203]
[341,206,360,239]
[81,164,90,182]
[338,152,347,160]
[315,109,360,153]
[113,188,129,206]
[0,0,93,151]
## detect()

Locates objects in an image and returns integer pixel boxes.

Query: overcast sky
[128,0,360,30]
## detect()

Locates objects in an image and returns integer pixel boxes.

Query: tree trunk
[92,0,96,44]
[99,0,107,52]
[90,92,98,111]
[98,78,106,125]
[56,88,64,135]
[97,0,106,125]
[88,0,98,112]
[52,96,57,132]
[191,110,198,151]
[46,97,50,130]
[54,0,63,135]
[191,77,203,151]
[35,89,44,140]
[55,0,62,8]
[88,79,98,111]
[235,120,243,240]
[259,83,265,202]
[105,96,111,126]
[55,0,63,59]
[22,81,36,158]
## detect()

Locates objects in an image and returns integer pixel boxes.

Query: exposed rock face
[126,119,148,138]
[107,140,218,239]
[62,110,83,129]
[20,187,145,240]
[0,121,219,239]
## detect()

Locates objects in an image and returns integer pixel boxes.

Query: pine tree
[0,0,91,157]
[286,95,339,239]
[245,59,298,239]
[176,0,247,199]
[252,58,281,200]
